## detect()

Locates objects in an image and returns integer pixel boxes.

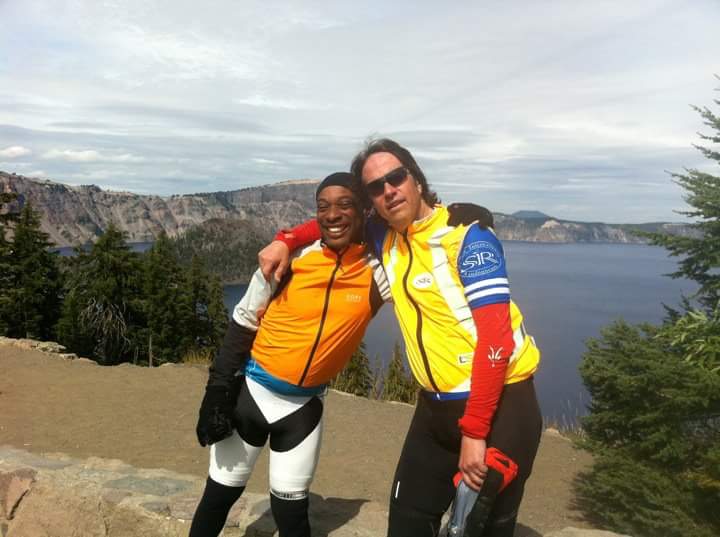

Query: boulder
[0,469,36,519]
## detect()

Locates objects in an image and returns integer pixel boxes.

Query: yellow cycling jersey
[379,206,540,393]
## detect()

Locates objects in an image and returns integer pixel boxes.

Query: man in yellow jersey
[260,139,542,537]
[190,172,389,537]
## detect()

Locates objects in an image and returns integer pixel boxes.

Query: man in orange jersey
[190,172,389,537]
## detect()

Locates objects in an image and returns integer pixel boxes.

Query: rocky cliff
[0,172,317,247]
[0,171,693,247]
[494,213,694,244]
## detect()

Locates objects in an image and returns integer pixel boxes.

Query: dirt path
[0,344,593,535]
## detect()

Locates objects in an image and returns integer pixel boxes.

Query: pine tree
[578,319,720,536]
[142,233,186,364]
[333,342,374,397]
[578,81,720,537]
[58,223,142,364]
[645,78,720,311]
[382,341,417,403]
[0,193,18,335]
[370,354,384,399]
[4,201,62,339]
[180,254,227,355]
[56,256,96,358]
[205,275,228,349]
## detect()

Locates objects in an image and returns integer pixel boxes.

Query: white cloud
[252,157,281,166]
[42,149,102,162]
[41,149,145,163]
[0,146,32,158]
[234,95,331,111]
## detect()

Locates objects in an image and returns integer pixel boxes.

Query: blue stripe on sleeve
[457,224,510,308]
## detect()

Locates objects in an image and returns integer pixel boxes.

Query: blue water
[502,242,694,425]
[221,242,694,423]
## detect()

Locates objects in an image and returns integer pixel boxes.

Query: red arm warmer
[457,302,515,439]
[273,219,321,250]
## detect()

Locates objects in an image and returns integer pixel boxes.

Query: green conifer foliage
[56,267,95,358]
[578,319,720,536]
[180,254,227,354]
[0,231,12,335]
[142,233,186,364]
[205,274,228,350]
[0,193,18,335]
[4,201,62,339]
[58,223,142,364]
[382,341,417,403]
[645,80,720,311]
[333,341,374,396]
[578,83,720,537]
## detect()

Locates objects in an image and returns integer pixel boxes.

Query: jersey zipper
[401,231,440,392]
[298,251,343,386]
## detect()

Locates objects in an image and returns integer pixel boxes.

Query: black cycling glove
[196,384,235,447]
[447,203,494,229]
[195,320,255,447]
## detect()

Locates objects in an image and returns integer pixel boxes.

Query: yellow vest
[381,206,540,393]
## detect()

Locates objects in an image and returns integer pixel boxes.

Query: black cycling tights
[189,477,245,537]
[189,477,310,537]
[387,378,543,537]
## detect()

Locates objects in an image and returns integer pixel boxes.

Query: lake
[223,242,695,425]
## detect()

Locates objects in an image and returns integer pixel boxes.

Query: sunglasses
[364,167,410,198]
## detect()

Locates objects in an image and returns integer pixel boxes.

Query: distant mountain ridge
[1,171,696,247]
[512,210,551,219]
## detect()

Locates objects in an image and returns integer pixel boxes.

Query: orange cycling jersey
[233,241,388,388]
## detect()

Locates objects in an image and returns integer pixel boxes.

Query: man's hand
[258,240,290,282]
[458,436,488,491]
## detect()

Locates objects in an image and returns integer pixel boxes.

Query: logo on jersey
[412,272,434,289]
[460,240,503,278]
[345,293,362,303]
[458,352,473,365]
[488,346,504,367]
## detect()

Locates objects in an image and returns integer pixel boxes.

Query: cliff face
[0,171,694,246]
[1,172,317,246]
[494,214,696,243]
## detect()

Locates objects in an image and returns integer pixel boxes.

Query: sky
[1,0,719,223]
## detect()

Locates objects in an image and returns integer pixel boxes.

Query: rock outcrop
[1,172,317,247]
[0,447,632,537]
[0,447,386,537]
[0,336,78,360]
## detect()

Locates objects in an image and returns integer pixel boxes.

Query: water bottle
[447,479,478,536]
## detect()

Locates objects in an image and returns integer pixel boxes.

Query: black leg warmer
[189,477,245,537]
[270,492,311,537]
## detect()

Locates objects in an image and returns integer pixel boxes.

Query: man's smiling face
[316,185,362,252]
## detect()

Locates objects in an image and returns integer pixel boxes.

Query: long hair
[350,138,439,208]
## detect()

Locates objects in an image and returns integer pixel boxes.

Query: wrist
[458,413,489,440]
